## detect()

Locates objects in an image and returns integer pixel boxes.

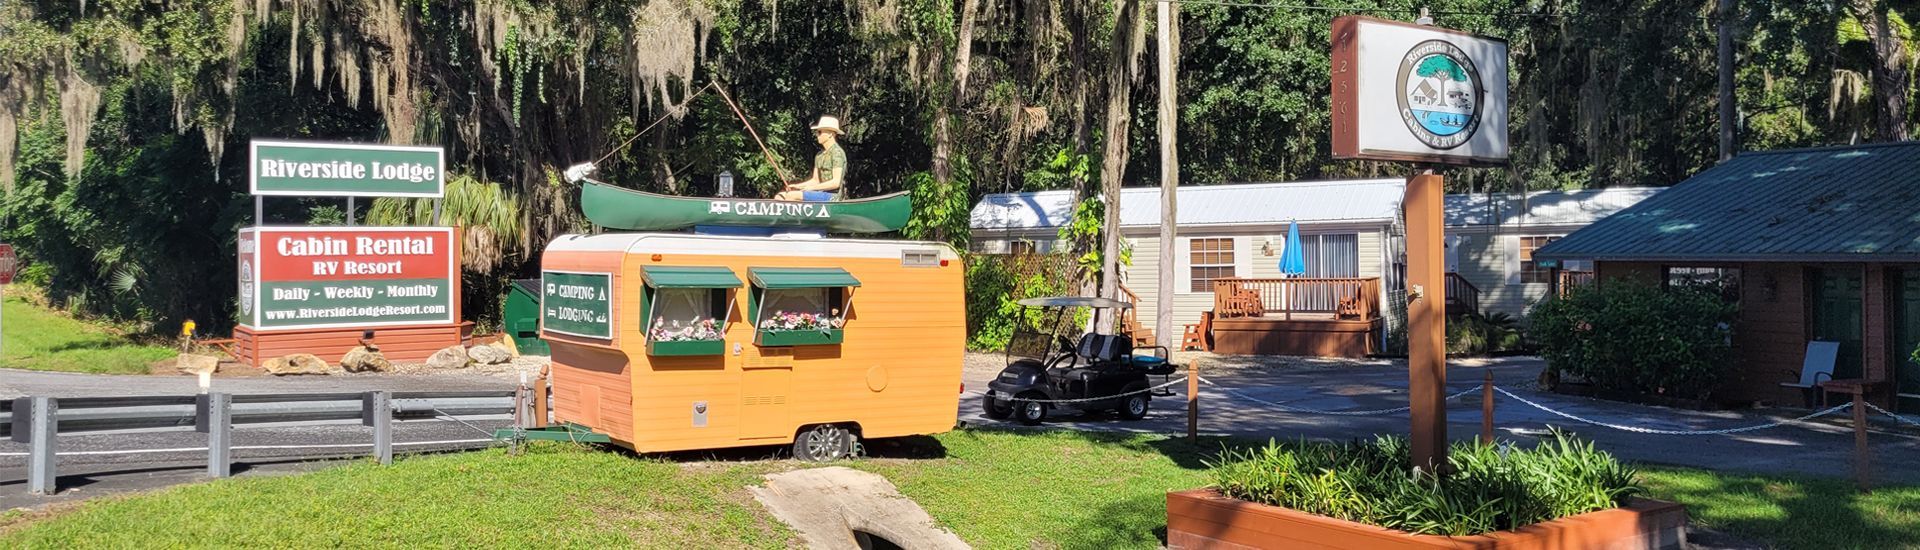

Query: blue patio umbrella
[1278,220,1307,276]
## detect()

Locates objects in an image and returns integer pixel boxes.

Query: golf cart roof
[1015,296,1134,309]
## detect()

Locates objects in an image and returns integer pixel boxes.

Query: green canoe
[579,180,912,233]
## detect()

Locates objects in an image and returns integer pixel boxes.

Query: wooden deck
[1208,278,1381,357]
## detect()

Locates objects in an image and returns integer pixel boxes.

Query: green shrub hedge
[1528,282,1737,400]
[963,254,1076,351]
[1447,311,1523,355]
[1207,432,1639,536]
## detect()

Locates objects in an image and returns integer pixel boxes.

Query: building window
[1665,266,1741,302]
[1518,236,1560,284]
[1293,233,1360,278]
[1190,238,1236,292]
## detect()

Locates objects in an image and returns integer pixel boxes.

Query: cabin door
[1894,269,1920,413]
[1810,268,1866,381]
[740,353,794,440]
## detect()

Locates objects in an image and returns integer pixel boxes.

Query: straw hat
[809,115,844,135]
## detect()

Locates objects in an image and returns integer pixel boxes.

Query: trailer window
[639,266,743,356]
[747,267,861,346]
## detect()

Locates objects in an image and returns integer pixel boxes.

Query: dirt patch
[145,357,266,377]
[750,467,969,549]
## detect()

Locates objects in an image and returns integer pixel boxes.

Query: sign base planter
[1166,489,1686,550]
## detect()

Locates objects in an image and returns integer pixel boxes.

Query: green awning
[642,266,743,289]
[749,267,862,289]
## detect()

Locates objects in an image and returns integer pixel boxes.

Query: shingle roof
[1445,187,1664,228]
[1534,142,1920,262]
[970,179,1406,231]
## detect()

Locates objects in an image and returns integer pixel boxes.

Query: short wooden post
[1853,392,1871,492]
[1187,359,1200,443]
[533,376,549,428]
[1480,370,1495,445]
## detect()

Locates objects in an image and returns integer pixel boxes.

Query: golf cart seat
[1130,355,1177,375]
[1076,333,1131,363]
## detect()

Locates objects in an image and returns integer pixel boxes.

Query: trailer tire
[1013,392,1048,426]
[982,392,1012,420]
[792,424,854,462]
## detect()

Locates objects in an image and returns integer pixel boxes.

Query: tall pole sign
[1330,16,1509,473]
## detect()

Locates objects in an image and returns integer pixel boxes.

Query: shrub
[963,254,1075,351]
[1207,432,1639,536]
[1528,282,1736,400]
[1447,312,1522,355]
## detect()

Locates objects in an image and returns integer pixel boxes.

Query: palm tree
[366,174,525,274]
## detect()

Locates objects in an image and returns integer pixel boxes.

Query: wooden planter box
[646,339,725,356]
[756,329,844,347]
[1166,489,1687,550]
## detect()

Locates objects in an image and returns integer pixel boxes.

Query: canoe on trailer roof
[579,180,912,233]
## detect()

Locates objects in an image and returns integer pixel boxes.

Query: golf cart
[982,296,1181,425]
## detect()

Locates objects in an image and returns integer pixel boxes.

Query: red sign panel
[0,244,15,284]
[239,227,458,330]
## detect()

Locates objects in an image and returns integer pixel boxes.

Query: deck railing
[1212,277,1381,320]
[1445,272,1481,316]
[1558,270,1596,297]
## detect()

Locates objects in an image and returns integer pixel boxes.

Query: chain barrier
[1492,386,1852,435]
[983,376,1192,404]
[1201,377,1483,416]
[1865,402,1920,427]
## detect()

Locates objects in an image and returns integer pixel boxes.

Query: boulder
[340,346,393,373]
[425,345,472,369]
[175,353,220,375]
[468,343,513,365]
[263,353,335,376]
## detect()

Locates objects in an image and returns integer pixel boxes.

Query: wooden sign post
[1331,16,1510,473]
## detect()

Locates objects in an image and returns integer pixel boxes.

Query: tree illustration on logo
[1415,55,1471,111]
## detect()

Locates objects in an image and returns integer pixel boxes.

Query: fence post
[533,376,549,428]
[363,391,393,465]
[201,392,232,478]
[26,397,57,495]
[1481,370,1495,445]
[1187,359,1200,443]
[1853,392,1871,492]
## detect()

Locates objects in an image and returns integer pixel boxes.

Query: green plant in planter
[1529,282,1736,400]
[1206,431,1639,536]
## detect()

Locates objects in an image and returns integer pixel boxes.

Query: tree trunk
[1850,0,1910,141]
[931,0,979,185]
[1098,0,1142,334]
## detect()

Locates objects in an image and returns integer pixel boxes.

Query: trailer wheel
[792,424,854,462]
[982,391,1012,420]
[1013,392,1048,426]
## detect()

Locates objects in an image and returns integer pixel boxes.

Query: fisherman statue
[774,116,847,202]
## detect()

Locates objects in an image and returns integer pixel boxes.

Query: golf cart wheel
[1014,392,1049,425]
[1118,384,1151,420]
[792,424,854,462]
[982,391,1012,420]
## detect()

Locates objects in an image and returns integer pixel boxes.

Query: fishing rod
[580,80,794,188]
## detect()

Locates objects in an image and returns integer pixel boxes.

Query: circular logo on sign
[1395,40,1483,150]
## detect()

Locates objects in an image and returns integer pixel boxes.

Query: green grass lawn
[1,292,174,374]
[1637,466,1920,550]
[0,430,1913,549]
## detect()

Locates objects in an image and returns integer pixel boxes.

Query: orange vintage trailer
[538,232,964,459]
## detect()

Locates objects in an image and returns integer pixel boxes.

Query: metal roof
[1445,187,1664,228]
[1534,142,1920,262]
[970,179,1406,231]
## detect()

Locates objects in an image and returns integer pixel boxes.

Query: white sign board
[1331,17,1509,165]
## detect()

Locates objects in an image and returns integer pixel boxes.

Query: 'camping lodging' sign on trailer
[238,227,457,330]
[540,271,613,339]
[1329,16,1509,166]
